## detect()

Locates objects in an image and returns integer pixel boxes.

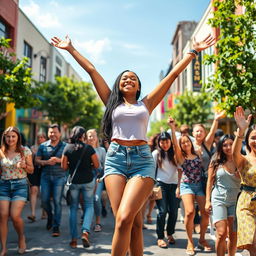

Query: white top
[152,150,178,184]
[111,101,149,141]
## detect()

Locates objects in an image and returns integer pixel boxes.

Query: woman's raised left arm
[143,34,216,114]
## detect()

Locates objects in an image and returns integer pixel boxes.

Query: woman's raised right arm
[232,106,252,168]
[51,36,111,105]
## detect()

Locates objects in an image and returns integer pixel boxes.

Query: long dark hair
[245,124,256,152]
[102,70,141,140]
[157,132,176,168]
[179,135,198,157]
[210,134,234,172]
[69,126,86,150]
[1,126,24,156]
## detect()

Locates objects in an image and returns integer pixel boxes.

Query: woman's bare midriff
[111,139,147,146]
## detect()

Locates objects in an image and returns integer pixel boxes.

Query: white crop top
[111,101,149,141]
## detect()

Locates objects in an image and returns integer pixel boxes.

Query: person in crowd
[27,132,47,222]
[174,133,212,255]
[86,128,106,232]
[35,124,66,237]
[205,134,240,256]
[61,126,99,248]
[0,127,34,255]
[153,121,179,248]
[192,112,224,233]
[232,106,256,256]
[51,33,215,256]
[210,129,224,154]
[141,133,159,227]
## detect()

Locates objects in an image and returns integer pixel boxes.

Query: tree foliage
[167,90,212,127]
[204,0,256,116]
[148,90,212,137]
[38,76,103,130]
[0,38,38,117]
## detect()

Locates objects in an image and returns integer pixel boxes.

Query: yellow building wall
[5,103,16,128]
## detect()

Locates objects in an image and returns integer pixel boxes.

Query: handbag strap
[155,153,159,179]
[67,145,87,185]
[50,141,63,157]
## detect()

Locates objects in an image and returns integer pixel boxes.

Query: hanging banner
[192,52,202,92]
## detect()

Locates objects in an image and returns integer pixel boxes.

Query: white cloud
[21,0,60,28]
[76,38,112,65]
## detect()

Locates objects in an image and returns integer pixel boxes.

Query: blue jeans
[156,182,180,239]
[40,173,66,228]
[69,179,95,239]
[94,180,104,217]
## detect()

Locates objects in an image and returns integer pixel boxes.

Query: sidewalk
[5,200,249,255]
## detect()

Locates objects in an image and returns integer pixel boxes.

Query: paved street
[5,199,249,256]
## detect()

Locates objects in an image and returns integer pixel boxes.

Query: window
[0,20,9,38]
[56,55,62,66]
[23,41,33,67]
[39,56,47,82]
[55,67,61,77]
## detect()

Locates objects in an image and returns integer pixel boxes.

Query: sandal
[167,235,175,244]
[186,247,195,256]
[157,239,168,248]
[146,215,152,224]
[94,224,102,232]
[197,240,213,251]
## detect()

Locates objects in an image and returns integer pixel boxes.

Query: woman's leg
[167,184,180,237]
[69,185,80,240]
[215,220,228,256]
[196,195,210,244]
[10,200,26,250]
[156,183,168,240]
[181,194,195,248]
[227,217,237,256]
[94,181,104,227]
[29,186,39,218]
[105,175,154,256]
[129,210,144,255]
[81,180,95,233]
[0,201,10,256]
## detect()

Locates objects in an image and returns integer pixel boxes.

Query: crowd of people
[0,32,255,256]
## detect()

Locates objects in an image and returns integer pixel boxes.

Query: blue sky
[19,0,210,97]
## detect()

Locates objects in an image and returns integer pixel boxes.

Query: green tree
[0,38,38,119]
[168,90,212,127]
[38,76,103,129]
[204,0,256,116]
[147,118,169,137]
[148,90,212,137]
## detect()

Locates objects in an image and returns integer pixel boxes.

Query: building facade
[0,0,19,131]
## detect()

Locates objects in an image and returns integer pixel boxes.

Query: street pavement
[5,199,249,256]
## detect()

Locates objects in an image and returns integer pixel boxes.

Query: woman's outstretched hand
[51,35,72,50]
[192,34,216,52]
[234,106,252,134]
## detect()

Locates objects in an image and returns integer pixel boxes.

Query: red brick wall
[0,0,18,49]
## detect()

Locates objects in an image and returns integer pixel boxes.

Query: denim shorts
[180,182,205,196]
[211,187,238,224]
[0,178,28,201]
[103,142,156,181]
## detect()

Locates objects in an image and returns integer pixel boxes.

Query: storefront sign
[192,52,202,92]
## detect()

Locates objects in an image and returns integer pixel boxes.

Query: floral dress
[0,147,32,180]
[236,160,256,249]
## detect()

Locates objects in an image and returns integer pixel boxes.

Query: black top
[63,142,96,184]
